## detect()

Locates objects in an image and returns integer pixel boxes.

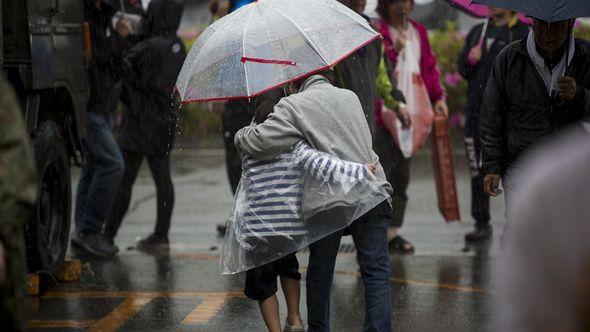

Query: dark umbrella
[471,0,590,22]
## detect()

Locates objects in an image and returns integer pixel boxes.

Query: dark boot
[465,225,493,243]
[136,233,169,251]
[71,232,118,257]
[216,223,227,236]
[102,234,120,254]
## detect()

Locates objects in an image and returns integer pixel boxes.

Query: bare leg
[259,295,282,332]
[280,276,304,327]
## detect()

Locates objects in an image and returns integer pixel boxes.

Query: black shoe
[136,234,169,252]
[388,235,415,254]
[216,224,227,236]
[465,226,493,243]
[102,235,119,254]
[71,232,118,257]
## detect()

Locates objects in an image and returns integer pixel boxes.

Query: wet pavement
[29,148,505,331]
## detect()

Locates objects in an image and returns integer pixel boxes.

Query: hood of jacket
[145,0,184,37]
[85,0,118,28]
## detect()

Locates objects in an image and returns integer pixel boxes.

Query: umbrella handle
[478,18,490,47]
[241,57,296,66]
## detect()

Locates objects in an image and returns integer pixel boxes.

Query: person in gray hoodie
[235,72,393,332]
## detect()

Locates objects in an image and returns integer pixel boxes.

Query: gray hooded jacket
[235,75,392,195]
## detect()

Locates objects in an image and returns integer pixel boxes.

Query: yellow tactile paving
[181,297,229,325]
[42,290,245,299]
[28,319,94,329]
[29,275,488,329]
[332,270,490,294]
[87,297,153,332]
[29,291,246,330]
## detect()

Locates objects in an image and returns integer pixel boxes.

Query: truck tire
[26,121,72,275]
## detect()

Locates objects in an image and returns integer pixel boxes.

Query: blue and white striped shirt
[240,141,369,238]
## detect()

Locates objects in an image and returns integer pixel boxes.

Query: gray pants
[374,128,411,228]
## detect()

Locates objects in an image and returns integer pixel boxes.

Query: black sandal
[388,235,415,254]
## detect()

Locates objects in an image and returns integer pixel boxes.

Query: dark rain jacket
[334,38,383,135]
[118,0,186,156]
[334,16,404,137]
[480,38,590,176]
[458,20,529,117]
[84,0,130,115]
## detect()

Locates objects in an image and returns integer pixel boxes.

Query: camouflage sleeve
[0,77,37,227]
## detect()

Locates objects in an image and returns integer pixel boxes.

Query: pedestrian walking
[103,0,186,251]
[232,98,382,332]
[235,73,393,332]
[71,0,133,257]
[479,16,590,212]
[374,0,448,254]
[0,76,37,332]
[176,2,391,327]
[457,8,529,242]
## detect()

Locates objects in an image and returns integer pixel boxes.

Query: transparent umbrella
[175,0,380,103]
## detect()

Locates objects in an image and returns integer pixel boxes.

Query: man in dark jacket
[335,0,416,253]
[458,8,529,242]
[480,18,590,209]
[103,0,186,251]
[71,0,132,257]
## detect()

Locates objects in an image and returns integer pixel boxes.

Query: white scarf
[526,30,575,96]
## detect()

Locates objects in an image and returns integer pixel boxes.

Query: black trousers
[374,128,411,228]
[464,115,490,228]
[222,100,255,194]
[104,149,175,238]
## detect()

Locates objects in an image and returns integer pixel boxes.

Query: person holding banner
[458,8,528,242]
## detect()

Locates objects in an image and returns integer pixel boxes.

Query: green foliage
[178,33,223,141]
[179,102,223,140]
[429,21,468,128]
[574,21,590,41]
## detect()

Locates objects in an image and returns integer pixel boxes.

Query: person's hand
[557,76,577,101]
[365,163,377,175]
[0,242,6,288]
[468,46,483,64]
[396,106,412,129]
[394,34,407,53]
[235,145,243,159]
[483,174,502,197]
[115,17,133,38]
[434,100,449,117]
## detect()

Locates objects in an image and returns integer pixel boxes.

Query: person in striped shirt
[234,96,376,332]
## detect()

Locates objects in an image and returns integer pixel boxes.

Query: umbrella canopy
[176,0,379,103]
[471,0,590,22]
[443,0,532,24]
[445,0,489,18]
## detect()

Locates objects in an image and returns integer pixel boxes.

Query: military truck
[1,0,88,274]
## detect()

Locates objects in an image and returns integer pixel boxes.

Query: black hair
[253,88,285,124]
[376,0,413,23]
[292,69,336,90]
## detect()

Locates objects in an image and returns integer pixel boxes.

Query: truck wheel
[26,121,72,274]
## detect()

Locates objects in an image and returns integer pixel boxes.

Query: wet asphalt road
[29,147,505,331]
